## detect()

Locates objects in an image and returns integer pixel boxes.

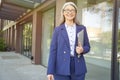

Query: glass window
[118,8,120,80]
[22,23,32,58]
[77,0,113,80]
[118,9,120,58]
[41,8,54,66]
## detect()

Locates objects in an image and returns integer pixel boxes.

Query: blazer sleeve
[47,27,58,75]
[83,27,90,53]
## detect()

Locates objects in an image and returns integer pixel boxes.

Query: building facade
[0,0,120,80]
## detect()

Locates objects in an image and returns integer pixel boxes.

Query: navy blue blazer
[47,24,90,75]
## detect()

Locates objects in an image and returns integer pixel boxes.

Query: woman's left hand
[76,42,84,54]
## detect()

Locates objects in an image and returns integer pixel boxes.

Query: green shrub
[0,38,6,51]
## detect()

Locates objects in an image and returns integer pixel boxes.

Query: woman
[47,2,90,80]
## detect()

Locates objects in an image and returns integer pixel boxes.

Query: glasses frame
[63,9,76,13]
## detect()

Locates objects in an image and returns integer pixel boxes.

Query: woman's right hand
[47,74,54,80]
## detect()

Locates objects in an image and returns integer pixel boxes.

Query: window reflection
[41,8,54,66]
[83,2,112,59]
[22,23,32,58]
[77,0,113,80]
[118,9,120,55]
[118,8,120,80]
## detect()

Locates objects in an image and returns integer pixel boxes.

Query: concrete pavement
[0,52,47,80]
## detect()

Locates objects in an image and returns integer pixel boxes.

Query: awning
[0,0,41,21]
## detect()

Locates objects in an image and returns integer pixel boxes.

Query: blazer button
[64,51,66,54]
[64,59,66,61]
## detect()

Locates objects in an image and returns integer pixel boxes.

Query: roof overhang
[0,0,41,21]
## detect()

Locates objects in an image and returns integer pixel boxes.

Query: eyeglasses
[63,9,76,13]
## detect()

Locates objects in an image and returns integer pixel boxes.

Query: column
[32,11,42,64]
[15,25,23,53]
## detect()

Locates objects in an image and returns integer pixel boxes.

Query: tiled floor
[0,52,47,80]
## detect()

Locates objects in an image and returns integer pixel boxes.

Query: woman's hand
[47,74,54,80]
[76,42,84,54]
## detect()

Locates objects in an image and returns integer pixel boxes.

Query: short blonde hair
[59,2,80,25]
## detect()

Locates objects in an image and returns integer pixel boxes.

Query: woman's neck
[65,20,74,27]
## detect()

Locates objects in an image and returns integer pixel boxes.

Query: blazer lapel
[60,24,70,49]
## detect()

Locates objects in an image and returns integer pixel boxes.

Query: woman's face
[63,5,76,22]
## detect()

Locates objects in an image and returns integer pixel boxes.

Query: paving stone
[0,52,47,80]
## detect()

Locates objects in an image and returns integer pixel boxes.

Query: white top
[65,23,76,56]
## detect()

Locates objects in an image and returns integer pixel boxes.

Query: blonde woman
[47,2,90,80]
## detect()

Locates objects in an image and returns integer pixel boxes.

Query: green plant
[0,38,6,51]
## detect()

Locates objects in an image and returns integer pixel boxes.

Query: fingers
[76,44,84,54]
[47,75,54,80]
[48,76,52,80]
[76,46,81,54]
[78,42,82,47]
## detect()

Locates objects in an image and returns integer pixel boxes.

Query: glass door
[22,23,32,59]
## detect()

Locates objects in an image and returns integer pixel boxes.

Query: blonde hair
[59,2,80,25]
